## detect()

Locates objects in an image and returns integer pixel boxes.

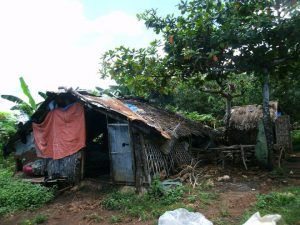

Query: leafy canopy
[101,0,300,94]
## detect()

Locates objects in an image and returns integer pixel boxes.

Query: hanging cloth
[33,102,86,159]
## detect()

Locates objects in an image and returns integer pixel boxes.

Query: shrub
[240,187,300,225]
[0,169,54,216]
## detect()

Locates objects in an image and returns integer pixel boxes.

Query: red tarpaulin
[32,102,86,159]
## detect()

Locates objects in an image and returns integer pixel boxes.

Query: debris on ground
[217,175,230,182]
[158,208,213,225]
[243,212,282,225]
[171,160,209,188]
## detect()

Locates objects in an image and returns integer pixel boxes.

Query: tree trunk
[262,71,274,169]
[225,97,232,130]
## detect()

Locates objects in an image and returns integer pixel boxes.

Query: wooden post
[129,125,143,192]
[81,150,85,180]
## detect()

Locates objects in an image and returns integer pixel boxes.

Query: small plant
[187,195,197,203]
[83,213,103,223]
[148,175,164,198]
[239,187,300,225]
[19,214,48,225]
[19,219,33,225]
[110,215,122,223]
[161,186,184,205]
[220,208,230,217]
[102,191,137,210]
[198,190,218,205]
[101,179,186,221]
[33,214,48,224]
[256,191,296,208]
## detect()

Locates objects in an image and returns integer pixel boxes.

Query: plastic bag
[158,208,213,225]
[243,212,281,225]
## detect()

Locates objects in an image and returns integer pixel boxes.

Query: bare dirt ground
[2,166,300,225]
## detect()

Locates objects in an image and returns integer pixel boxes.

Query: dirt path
[2,168,299,225]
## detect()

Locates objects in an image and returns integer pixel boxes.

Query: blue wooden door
[108,123,135,183]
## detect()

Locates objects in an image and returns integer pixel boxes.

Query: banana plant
[1,77,46,116]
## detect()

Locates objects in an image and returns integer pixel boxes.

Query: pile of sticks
[172,160,208,188]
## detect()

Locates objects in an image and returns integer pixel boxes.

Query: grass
[110,215,122,223]
[19,214,48,225]
[291,130,300,151]
[83,212,103,223]
[101,177,189,221]
[239,186,300,225]
[100,178,220,222]
[101,186,186,221]
[0,169,54,216]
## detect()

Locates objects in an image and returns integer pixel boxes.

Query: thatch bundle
[229,101,278,130]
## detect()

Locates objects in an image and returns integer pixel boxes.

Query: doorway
[84,108,110,179]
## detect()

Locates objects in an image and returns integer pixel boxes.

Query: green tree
[102,0,300,167]
[101,41,172,99]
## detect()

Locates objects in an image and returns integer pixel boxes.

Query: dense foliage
[0,112,17,170]
[0,170,54,216]
[101,0,300,123]
[0,112,54,217]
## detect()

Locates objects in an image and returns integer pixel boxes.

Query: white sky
[0,0,171,111]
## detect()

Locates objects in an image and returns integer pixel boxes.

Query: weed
[212,217,228,225]
[110,215,122,223]
[160,186,184,205]
[187,195,197,203]
[239,187,300,225]
[198,191,218,205]
[19,219,33,225]
[147,175,164,198]
[0,169,54,216]
[256,191,295,208]
[220,208,230,217]
[101,178,185,221]
[19,214,48,225]
[33,214,48,224]
[83,212,103,223]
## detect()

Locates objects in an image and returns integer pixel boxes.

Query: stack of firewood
[172,160,207,188]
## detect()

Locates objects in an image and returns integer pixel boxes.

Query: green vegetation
[83,213,103,223]
[0,169,54,216]
[98,0,300,129]
[19,214,48,225]
[0,111,54,217]
[110,215,122,223]
[101,178,186,221]
[0,112,17,171]
[291,130,300,151]
[1,76,46,117]
[240,187,300,225]
[101,178,220,222]
[102,187,185,221]
[166,104,220,128]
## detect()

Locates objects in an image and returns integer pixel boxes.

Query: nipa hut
[227,101,278,145]
[5,88,212,188]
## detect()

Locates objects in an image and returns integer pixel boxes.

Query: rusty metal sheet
[82,95,171,139]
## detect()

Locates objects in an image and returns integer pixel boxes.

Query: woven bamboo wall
[142,137,193,180]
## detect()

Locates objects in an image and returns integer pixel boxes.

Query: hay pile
[229,101,277,130]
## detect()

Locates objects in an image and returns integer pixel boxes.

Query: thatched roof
[15,89,211,140]
[229,101,278,130]
[121,99,211,139]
